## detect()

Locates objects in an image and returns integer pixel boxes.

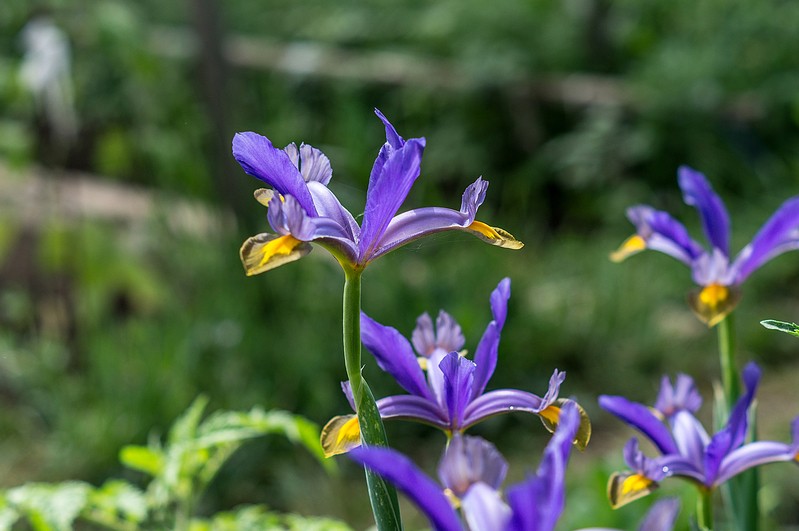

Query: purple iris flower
[349,400,582,531]
[321,278,591,456]
[233,109,522,275]
[611,166,799,326]
[599,363,799,508]
[577,498,680,531]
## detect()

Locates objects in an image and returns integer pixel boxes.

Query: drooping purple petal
[461,482,511,531]
[678,166,730,255]
[368,178,508,262]
[349,447,462,531]
[359,135,426,262]
[462,389,547,429]
[654,374,703,417]
[375,394,449,428]
[599,395,678,455]
[715,441,795,486]
[623,438,667,481]
[232,132,317,216]
[471,278,512,400]
[440,352,476,430]
[625,206,705,265]
[266,194,316,240]
[437,435,508,497]
[360,312,433,400]
[732,196,799,282]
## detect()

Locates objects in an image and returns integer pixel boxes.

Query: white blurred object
[19,16,78,146]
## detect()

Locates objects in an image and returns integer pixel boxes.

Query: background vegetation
[2,0,799,528]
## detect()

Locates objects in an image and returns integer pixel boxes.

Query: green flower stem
[716,312,758,531]
[717,314,740,407]
[342,267,402,531]
[697,488,714,531]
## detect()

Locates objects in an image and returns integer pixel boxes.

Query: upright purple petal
[437,435,508,497]
[471,278,512,400]
[349,447,462,531]
[232,132,317,216]
[375,108,405,149]
[360,312,433,400]
[599,395,678,455]
[505,402,580,531]
[678,166,730,255]
[440,352,476,430]
[732,196,799,282]
[359,118,426,261]
[654,374,702,417]
[283,142,333,185]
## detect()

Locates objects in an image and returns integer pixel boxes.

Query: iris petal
[678,165,730,256]
[239,233,311,276]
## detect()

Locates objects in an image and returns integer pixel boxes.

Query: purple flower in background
[611,166,799,326]
[321,279,591,456]
[349,401,582,531]
[578,498,680,531]
[233,109,522,275]
[600,363,799,507]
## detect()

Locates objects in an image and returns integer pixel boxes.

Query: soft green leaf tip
[760,319,799,337]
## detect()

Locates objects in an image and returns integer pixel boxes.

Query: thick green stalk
[697,488,714,531]
[342,268,402,530]
[716,313,758,531]
[717,314,740,406]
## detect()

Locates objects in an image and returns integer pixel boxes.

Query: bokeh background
[2,0,799,528]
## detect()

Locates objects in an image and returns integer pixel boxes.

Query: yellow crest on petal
[465,221,524,250]
[687,283,741,327]
[253,188,275,207]
[320,414,362,458]
[240,233,311,276]
[607,471,658,509]
[610,234,646,263]
[538,399,592,451]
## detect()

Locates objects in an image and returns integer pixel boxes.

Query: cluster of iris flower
[234,110,798,530]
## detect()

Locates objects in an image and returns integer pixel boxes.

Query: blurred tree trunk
[189,0,250,221]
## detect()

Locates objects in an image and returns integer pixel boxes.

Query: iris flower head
[600,363,799,508]
[349,400,582,531]
[612,166,799,326]
[233,109,522,275]
[321,278,592,457]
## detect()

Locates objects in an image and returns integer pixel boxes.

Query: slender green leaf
[760,319,799,337]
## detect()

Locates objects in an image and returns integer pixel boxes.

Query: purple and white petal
[411,312,436,357]
[715,441,795,486]
[678,166,730,256]
[654,373,703,417]
[461,482,511,531]
[435,310,466,353]
[348,447,462,531]
[732,196,799,282]
[626,206,705,265]
[599,395,678,455]
[306,181,359,240]
[375,394,448,428]
[360,312,433,400]
[427,349,450,410]
[232,132,317,216]
[267,194,317,240]
[671,410,710,472]
[637,498,681,531]
[437,435,508,497]
[462,389,547,429]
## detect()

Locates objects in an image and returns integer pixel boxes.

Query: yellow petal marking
[240,233,311,276]
[610,234,646,263]
[320,415,362,458]
[688,283,741,327]
[465,221,524,250]
[417,357,429,371]
[538,400,592,451]
[607,472,657,509]
[253,188,275,207]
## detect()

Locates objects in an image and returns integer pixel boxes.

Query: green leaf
[760,319,799,337]
[86,480,148,524]
[6,482,91,531]
[168,395,210,446]
[119,445,165,477]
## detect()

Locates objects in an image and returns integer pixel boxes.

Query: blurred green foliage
[2,0,799,527]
